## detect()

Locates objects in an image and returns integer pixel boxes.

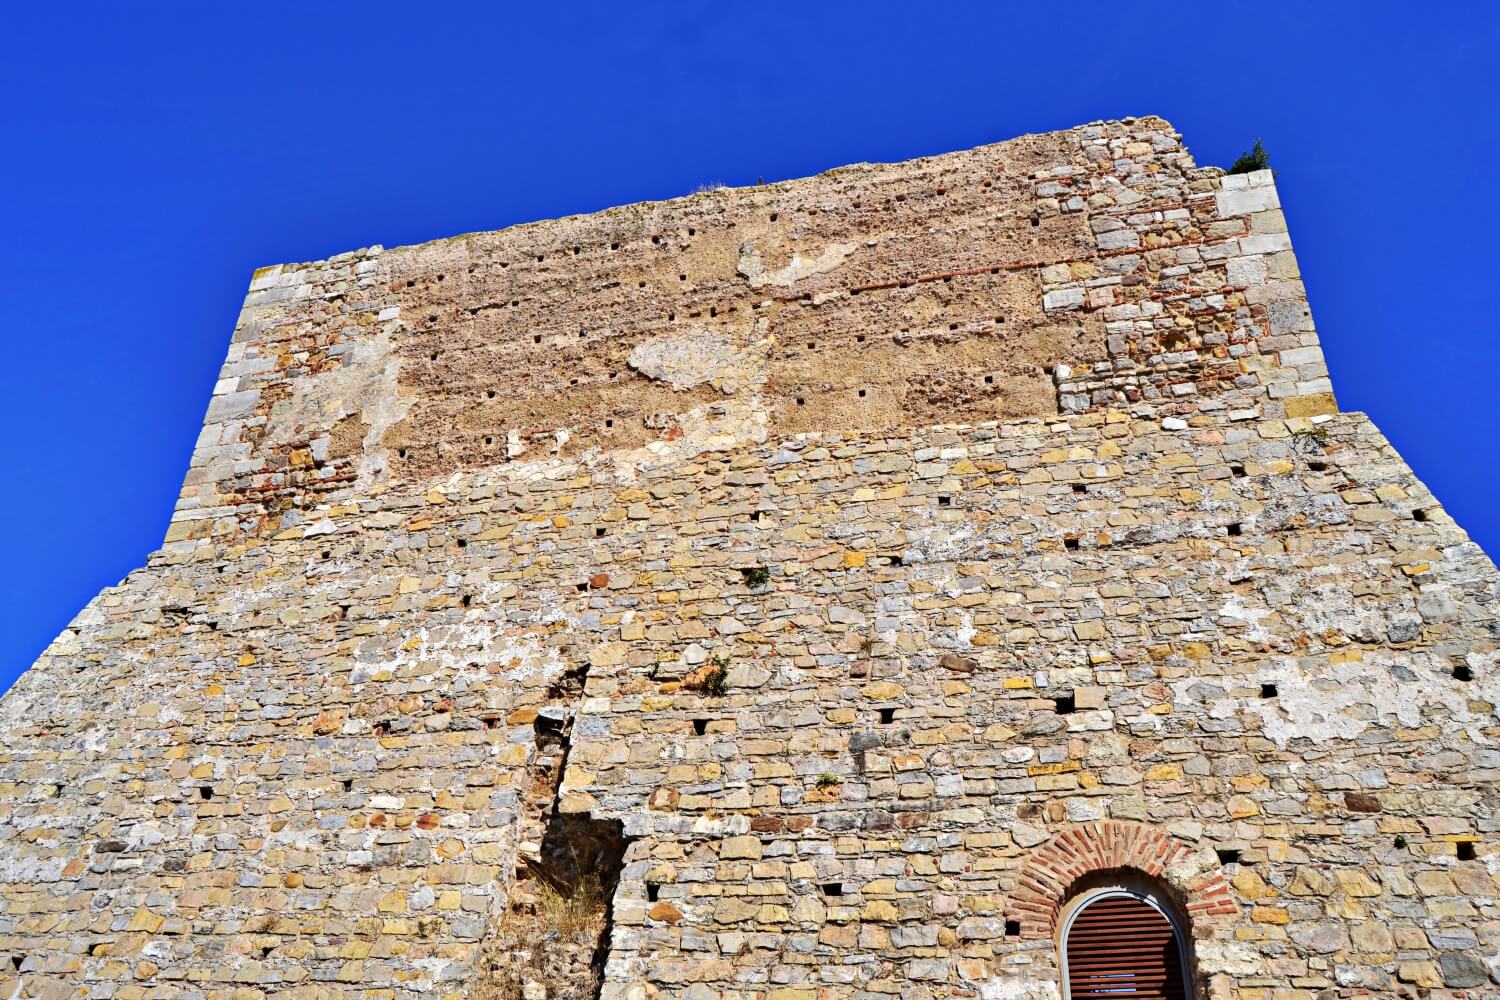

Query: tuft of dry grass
[532,874,607,940]
[470,873,608,1000]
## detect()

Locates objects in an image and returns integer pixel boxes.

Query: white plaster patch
[628,330,770,397]
[1286,576,1414,645]
[629,331,734,391]
[1194,650,1500,748]
[354,622,569,695]
[1219,595,1274,642]
[975,977,1060,1000]
[253,315,414,487]
[737,241,857,290]
[946,612,977,649]
[636,397,770,460]
[1195,939,1264,976]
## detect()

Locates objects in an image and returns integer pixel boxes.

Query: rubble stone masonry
[2,117,1496,1000]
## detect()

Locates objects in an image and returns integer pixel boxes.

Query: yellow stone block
[1028,761,1080,776]
[1228,795,1260,818]
[1232,871,1277,900]
[1284,392,1338,419]
[1251,906,1289,924]
[1397,961,1443,988]
[560,791,597,814]
[1335,870,1382,897]
[126,908,165,933]
[590,643,628,667]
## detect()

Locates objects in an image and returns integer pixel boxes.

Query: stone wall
[1,118,1496,1000]
[163,117,1330,562]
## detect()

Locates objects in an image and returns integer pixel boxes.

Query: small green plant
[740,566,771,587]
[702,666,729,697]
[816,773,840,789]
[685,655,731,697]
[1229,138,1274,176]
[1291,425,1330,459]
[858,635,875,654]
[1394,834,1408,849]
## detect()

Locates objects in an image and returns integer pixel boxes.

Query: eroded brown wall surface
[2,118,1496,1000]
[165,116,1330,554]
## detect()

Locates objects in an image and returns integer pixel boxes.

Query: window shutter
[1064,894,1188,1000]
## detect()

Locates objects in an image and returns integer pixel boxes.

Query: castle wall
[164,118,1330,562]
[1,119,1496,1000]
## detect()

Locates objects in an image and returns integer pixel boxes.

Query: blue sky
[2,3,1497,688]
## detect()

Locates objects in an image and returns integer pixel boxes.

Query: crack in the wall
[472,652,632,1000]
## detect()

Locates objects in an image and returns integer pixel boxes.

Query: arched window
[1060,887,1193,1000]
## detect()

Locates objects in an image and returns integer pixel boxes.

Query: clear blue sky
[3,3,1497,689]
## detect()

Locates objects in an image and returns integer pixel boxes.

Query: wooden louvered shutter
[1065,894,1188,1000]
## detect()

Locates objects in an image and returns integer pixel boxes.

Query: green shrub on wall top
[1229,137,1274,175]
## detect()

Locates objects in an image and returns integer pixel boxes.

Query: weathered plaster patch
[975,977,1060,1000]
[1282,576,1412,645]
[257,314,412,487]
[644,397,770,457]
[1219,595,1274,643]
[737,241,857,290]
[355,621,569,691]
[627,330,767,395]
[1193,650,1500,747]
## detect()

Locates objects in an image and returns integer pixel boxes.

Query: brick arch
[1009,821,1237,939]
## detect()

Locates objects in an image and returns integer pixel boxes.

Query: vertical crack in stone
[473,659,629,1000]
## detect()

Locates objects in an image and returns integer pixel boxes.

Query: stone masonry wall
[2,118,1496,1000]
[163,117,1330,562]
